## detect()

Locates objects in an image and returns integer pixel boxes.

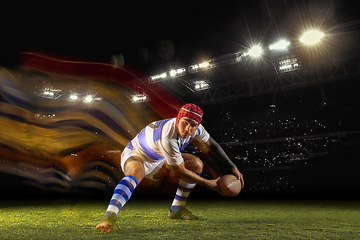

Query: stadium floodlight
[84,95,94,103]
[131,94,147,103]
[176,68,185,74]
[38,86,62,100]
[193,80,210,91]
[170,68,186,77]
[199,61,210,68]
[43,91,54,97]
[188,61,212,73]
[300,30,324,45]
[150,72,167,81]
[169,70,177,77]
[278,57,301,73]
[69,94,78,101]
[248,45,263,57]
[269,40,290,50]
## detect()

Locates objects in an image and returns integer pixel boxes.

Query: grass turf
[0,198,359,239]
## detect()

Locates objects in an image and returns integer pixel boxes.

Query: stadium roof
[1,0,359,103]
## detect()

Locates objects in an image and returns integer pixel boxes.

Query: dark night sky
[1,0,359,75]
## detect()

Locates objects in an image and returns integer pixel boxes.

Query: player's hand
[231,167,244,189]
[96,222,113,233]
[205,177,221,192]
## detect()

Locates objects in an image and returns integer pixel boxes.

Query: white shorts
[121,147,165,180]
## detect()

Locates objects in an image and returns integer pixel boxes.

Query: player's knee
[184,154,203,174]
[193,157,203,174]
[132,167,145,178]
[124,157,145,182]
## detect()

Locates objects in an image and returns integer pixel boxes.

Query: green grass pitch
[0,198,359,239]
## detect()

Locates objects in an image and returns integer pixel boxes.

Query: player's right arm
[158,122,219,192]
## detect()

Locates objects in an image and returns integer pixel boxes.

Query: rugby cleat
[96,213,116,233]
[167,206,201,221]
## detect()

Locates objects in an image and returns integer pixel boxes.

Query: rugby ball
[218,174,241,197]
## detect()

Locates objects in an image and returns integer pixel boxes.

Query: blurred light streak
[0,50,184,196]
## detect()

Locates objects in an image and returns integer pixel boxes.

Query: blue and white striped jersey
[127,118,210,166]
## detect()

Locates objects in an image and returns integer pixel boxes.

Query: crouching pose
[96,103,244,233]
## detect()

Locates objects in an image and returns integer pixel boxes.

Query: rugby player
[96,103,244,233]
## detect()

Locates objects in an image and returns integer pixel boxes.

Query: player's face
[177,118,198,138]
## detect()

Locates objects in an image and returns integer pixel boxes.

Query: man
[96,103,244,233]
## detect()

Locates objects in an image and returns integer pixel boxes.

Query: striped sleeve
[195,124,210,143]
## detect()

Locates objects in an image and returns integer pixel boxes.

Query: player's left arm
[205,136,244,188]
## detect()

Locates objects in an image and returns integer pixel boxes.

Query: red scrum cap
[176,103,203,125]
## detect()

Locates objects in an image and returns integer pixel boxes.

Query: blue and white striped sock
[170,173,200,213]
[104,175,138,217]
